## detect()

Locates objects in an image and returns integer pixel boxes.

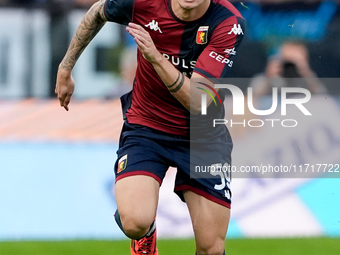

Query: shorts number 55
[210,163,231,199]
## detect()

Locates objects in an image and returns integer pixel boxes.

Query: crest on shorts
[196,26,209,44]
[117,154,128,173]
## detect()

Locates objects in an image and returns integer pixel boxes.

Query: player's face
[176,0,208,11]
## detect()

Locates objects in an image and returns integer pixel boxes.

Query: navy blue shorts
[114,121,233,208]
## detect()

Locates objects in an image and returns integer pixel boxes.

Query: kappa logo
[224,47,236,56]
[117,154,128,173]
[145,20,162,33]
[228,24,244,35]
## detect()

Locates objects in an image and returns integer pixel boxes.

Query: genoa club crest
[117,154,128,173]
[196,26,209,44]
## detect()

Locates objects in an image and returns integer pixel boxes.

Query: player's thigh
[184,190,230,253]
[115,175,160,228]
[114,124,169,225]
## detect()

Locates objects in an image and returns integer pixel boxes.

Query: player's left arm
[126,17,244,114]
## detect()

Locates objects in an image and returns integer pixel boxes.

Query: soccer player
[55,0,245,254]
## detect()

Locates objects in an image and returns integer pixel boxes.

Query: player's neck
[171,0,211,21]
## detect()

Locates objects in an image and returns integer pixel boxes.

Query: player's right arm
[55,0,107,111]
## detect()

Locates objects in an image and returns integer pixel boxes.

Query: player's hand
[55,67,75,111]
[126,23,161,64]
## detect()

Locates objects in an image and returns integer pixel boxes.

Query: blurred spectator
[250,41,328,97]
[11,0,35,4]
[105,46,137,99]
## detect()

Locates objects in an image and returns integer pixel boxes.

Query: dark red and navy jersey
[104,0,245,136]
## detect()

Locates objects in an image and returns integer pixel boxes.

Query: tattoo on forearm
[169,72,185,93]
[60,0,106,71]
[167,71,181,89]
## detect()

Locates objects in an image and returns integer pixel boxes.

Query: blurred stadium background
[0,0,340,254]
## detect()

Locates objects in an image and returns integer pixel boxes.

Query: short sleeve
[193,16,245,79]
[104,0,134,25]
